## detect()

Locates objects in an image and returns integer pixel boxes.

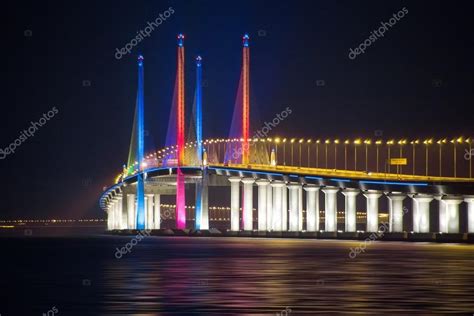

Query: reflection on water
[2,236,474,314]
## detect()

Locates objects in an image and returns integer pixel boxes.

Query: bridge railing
[117,137,474,183]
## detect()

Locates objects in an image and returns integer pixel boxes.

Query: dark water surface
[1,232,474,315]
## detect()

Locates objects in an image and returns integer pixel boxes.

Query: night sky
[2,0,473,219]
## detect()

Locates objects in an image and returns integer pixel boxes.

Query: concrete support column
[111,200,117,229]
[107,205,114,230]
[298,186,303,231]
[229,177,241,231]
[256,179,269,231]
[241,178,255,231]
[121,194,128,229]
[364,191,382,232]
[195,170,209,230]
[342,188,359,232]
[322,187,339,232]
[282,183,288,231]
[266,184,273,231]
[127,194,136,229]
[441,196,463,233]
[201,172,209,230]
[435,195,446,233]
[465,197,474,233]
[146,194,154,230]
[411,194,433,233]
[304,185,320,232]
[386,193,406,232]
[287,183,300,231]
[271,181,285,231]
[144,196,148,229]
[153,194,161,229]
[116,195,123,229]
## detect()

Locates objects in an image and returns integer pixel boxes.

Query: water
[1,232,474,315]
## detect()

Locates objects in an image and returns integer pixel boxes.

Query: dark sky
[1,0,472,219]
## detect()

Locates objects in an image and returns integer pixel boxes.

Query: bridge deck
[215,163,474,183]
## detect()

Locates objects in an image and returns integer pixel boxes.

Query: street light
[423,139,433,176]
[354,139,361,170]
[436,139,446,176]
[299,138,304,167]
[291,138,296,166]
[410,140,419,175]
[282,138,287,166]
[386,140,394,173]
[307,139,312,167]
[344,140,350,170]
[398,139,407,173]
[467,138,472,178]
[334,139,339,169]
[325,139,330,169]
[375,140,382,173]
[275,137,280,164]
[451,137,463,177]
[364,139,371,171]
[316,139,320,168]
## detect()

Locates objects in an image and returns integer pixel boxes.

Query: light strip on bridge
[209,167,283,177]
[360,180,428,186]
[330,178,352,182]
[305,176,323,180]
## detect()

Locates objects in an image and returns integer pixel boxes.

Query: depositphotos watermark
[114,229,151,259]
[276,307,292,316]
[348,222,389,259]
[465,149,474,161]
[0,106,59,160]
[42,306,59,316]
[348,7,408,60]
[115,7,175,60]
[232,106,292,160]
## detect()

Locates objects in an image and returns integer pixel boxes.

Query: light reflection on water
[100,237,474,314]
[2,235,474,314]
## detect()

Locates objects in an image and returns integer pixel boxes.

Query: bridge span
[100,161,474,239]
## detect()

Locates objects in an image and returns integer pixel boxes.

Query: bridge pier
[154,194,161,229]
[465,196,474,233]
[288,183,300,231]
[435,195,446,233]
[110,199,117,230]
[195,172,209,230]
[116,195,123,229]
[242,178,255,231]
[282,183,288,231]
[266,183,273,231]
[256,179,269,231]
[127,193,136,229]
[386,193,406,232]
[304,184,320,232]
[342,188,359,232]
[107,205,114,230]
[145,194,154,230]
[364,191,382,232]
[441,196,463,233]
[298,186,303,231]
[201,173,210,230]
[229,177,241,231]
[323,187,339,232]
[411,194,433,233]
[271,181,285,231]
